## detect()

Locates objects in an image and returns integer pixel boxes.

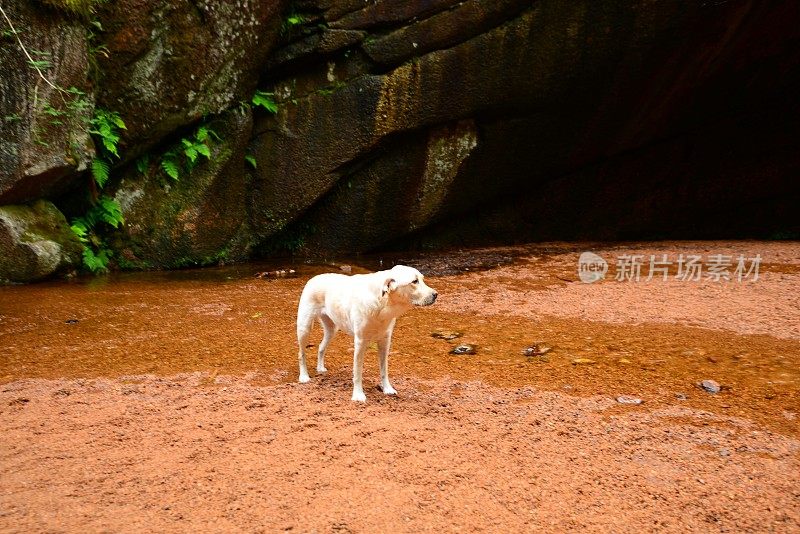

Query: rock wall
[0,0,94,205]
[1,0,798,279]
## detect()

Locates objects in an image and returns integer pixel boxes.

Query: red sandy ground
[1,242,799,532]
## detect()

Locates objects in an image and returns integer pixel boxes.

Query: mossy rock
[0,199,83,282]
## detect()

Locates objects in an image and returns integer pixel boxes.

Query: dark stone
[266,29,366,72]
[289,120,478,252]
[95,0,286,161]
[320,0,374,23]
[329,0,463,31]
[362,0,532,67]
[451,344,477,355]
[0,0,94,204]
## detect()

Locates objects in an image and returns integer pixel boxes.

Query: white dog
[296,265,438,402]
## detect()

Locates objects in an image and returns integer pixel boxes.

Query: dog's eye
[412,279,419,285]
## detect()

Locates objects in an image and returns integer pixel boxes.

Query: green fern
[161,157,180,181]
[70,219,89,243]
[82,246,111,273]
[70,195,123,273]
[96,195,124,227]
[252,90,278,113]
[245,154,257,169]
[90,109,126,159]
[91,158,110,187]
[159,122,218,179]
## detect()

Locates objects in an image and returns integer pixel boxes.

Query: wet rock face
[0,1,94,205]
[3,0,800,276]
[95,0,286,160]
[252,0,800,253]
[0,199,83,282]
[110,108,254,269]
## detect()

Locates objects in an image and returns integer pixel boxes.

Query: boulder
[295,120,478,252]
[0,199,83,282]
[109,108,254,269]
[95,0,286,161]
[0,0,94,205]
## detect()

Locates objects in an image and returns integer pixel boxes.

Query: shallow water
[1,243,798,435]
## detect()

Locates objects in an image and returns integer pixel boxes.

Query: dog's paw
[351,390,367,403]
[379,384,397,395]
[316,366,327,374]
[298,374,311,384]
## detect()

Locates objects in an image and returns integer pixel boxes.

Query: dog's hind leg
[351,337,367,402]
[316,314,336,374]
[296,308,315,384]
[377,334,397,395]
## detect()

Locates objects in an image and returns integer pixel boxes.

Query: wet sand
[1,241,799,531]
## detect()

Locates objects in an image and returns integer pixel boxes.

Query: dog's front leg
[377,336,396,395]
[352,337,367,402]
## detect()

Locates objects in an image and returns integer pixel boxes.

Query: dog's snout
[431,291,438,302]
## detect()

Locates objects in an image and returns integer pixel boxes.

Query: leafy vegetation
[70,194,124,273]
[69,107,127,273]
[282,13,306,35]
[159,123,220,182]
[252,90,278,114]
[89,108,125,186]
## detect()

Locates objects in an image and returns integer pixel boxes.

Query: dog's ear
[381,278,397,297]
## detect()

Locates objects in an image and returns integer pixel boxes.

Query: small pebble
[572,358,596,365]
[616,395,643,405]
[255,269,297,279]
[451,344,476,355]
[432,331,463,341]
[523,344,551,357]
[65,319,79,324]
[699,380,721,394]
[675,393,688,401]
[719,448,731,457]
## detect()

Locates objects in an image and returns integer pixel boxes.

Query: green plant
[88,108,125,187]
[68,108,127,272]
[245,154,257,169]
[90,108,125,158]
[159,122,220,181]
[70,194,124,273]
[282,13,306,35]
[252,90,278,113]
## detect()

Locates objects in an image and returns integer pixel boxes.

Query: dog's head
[381,265,438,307]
